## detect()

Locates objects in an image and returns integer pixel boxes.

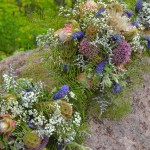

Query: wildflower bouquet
[0,73,89,150]
[37,0,147,95]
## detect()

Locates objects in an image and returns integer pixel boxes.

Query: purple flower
[39,136,49,149]
[96,8,105,17]
[132,21,140,27]
[95,61,106,74]
[135,0,142,12]
[112,82,122,94]
[72,31,84,39]
[79,38,99,58]
[53,85,69,100]
[124,10,133,18]
[62,64,68,71]
[112,34,122,43]
[143,35,150,49]
[112,40,131,65]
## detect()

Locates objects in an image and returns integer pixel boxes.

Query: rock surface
[85,59,150,150]
[0,52,150,150]
[0,51,33,76]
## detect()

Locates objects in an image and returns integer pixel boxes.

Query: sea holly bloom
[95,61,106,75]
[96,8,105,17]
[132,21,140,27]
[72,31,84,40]
[0,114,16,137]
[124,10,133,18]
[143,35,150,49]
[112,34,122,43]
[112,82,122,94]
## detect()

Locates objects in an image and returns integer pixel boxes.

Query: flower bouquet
[0,72,90,150]
[37,0,147,96]
[135,0,150,50]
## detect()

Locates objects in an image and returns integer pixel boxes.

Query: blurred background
[0,0,136,60]
[0,0,75,60]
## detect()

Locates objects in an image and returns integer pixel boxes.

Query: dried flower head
[124,10,133,18]
[95,61,106,74]
[4,94,17,101]
[107,3,123,13]
[112,40,131,65]
[23,132,41,149]
[79,38,99,58]
[123,28,138,42]
[60,101,73,119]
[107,11,132,34]
[86,24,99,40]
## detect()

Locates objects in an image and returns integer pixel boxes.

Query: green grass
[0,0,67,56]
[101,54,150,120]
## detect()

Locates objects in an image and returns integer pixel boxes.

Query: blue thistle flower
[124,10,133,18]
[96,8,105,17]
[26,122,34,129]
[96,61,106,74]
[62,64,68,71]
[112,34,122,43]
[112,82,122,94]
[143,35,150,49]
[72,31,84,39]
[53,85,69,100]
[135,0,142,12]
[132,21,140,27]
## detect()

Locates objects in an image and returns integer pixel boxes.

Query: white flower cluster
[2,74,17,92]
[130,32,143,52]
[33,103,81,143]
[36,28,59,48]
[137,2,150,29]
[0,99,23,119]
[0,74,82,146]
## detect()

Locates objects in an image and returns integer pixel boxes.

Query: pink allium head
[0,114,16,136]
[82,0,97,11]
[79,38,99,59]
[112,40,131,65]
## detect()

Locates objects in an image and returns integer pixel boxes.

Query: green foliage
[0,0,67,57]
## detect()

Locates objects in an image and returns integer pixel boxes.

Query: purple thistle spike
[135,0,142,12]
[132,21,140,27]
[39,135,49,149]
[96,8,105,17]
[143,35,150,49]
[112,82,122,94]
[72,31,84,39]
[53,85,69,100]
[124,10,133,18]
[95,61,106,74]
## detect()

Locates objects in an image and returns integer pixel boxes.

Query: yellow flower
[17,38,21,41]
[28,35,32,39]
